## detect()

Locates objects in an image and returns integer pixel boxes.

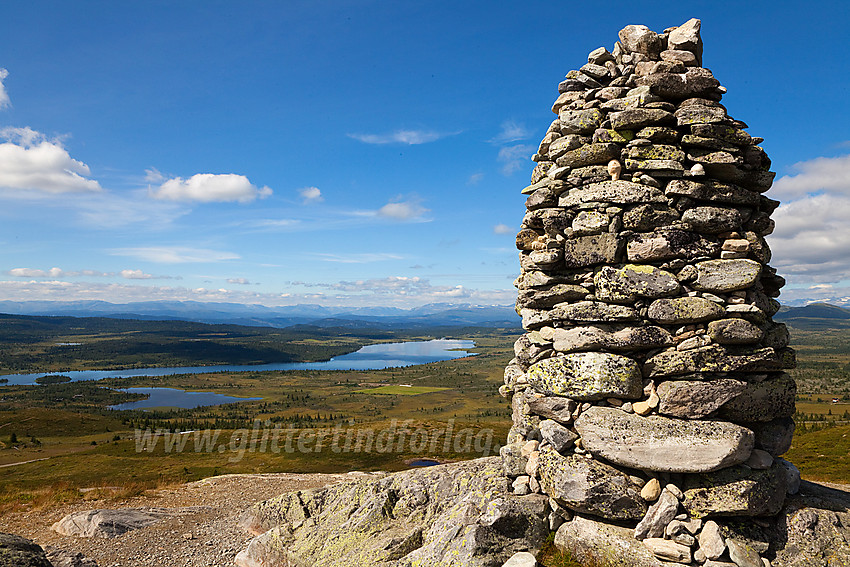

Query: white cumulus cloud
[0,127,102,194]
[767,153,850,285]
[120,269,154,279]
[299,186,323,204]
[493,223,512,235]
[377,196,429,221]
[150,173,272,203]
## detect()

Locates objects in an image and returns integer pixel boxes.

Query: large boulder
[51,508,172,538]
[574,406,754,473]
[237,458,549,567]
[0,534,52,567]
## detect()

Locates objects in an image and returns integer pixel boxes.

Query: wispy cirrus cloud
[111,246,240,264]
[8,267,173,279]
[497,144,533,175]
[312,252,404,264]
[489,120,532,144]
[0,127,102,194]
[347,129,456,145]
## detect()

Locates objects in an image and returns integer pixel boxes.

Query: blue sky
[0,0,849,307]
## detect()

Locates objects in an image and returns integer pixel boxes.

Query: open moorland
[3,310,850,511]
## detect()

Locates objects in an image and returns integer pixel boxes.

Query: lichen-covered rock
[681,462,788,518]
[719,373,796,422]
[574,406,754,473]
[707,318,764,344]
[239,458,549,567]
[552,325,672,353]
[0,534,52,567]
[626,230,720,262]
[555,301,639,322]
[647,296,725,324]
[562,233,622,267]
[594,264,681,302]
[526,353,643,401]
[692,259,762,292]
[538,447,646,520]
[643,345,788,378]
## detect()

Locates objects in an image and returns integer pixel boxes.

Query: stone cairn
[499,19,800,566]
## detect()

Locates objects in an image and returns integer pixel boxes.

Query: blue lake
[0,338,477,388]
[109,387,263,410]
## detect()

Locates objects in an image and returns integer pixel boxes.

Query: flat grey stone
[538,447,646,520]
[609,108,675,130]
[555,301,639,323]
[648,296,725,324]
[708,318,764,345]
[555,143,621,169]
[665,179,760,206]
[682,206,743,233]
[554,515,670,567]
[618,24,663,56]
[644,345,787,378]
[526,353,643,401]
[526,395,577,424]
[502,551,538,567]
[574,406,754,473]
[559,180,666,207]
[692,259,761,292]
[657,378,748,419]
[594,264,681,302]
[553,325,672,353]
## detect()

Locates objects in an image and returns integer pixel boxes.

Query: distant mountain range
[0,300,521,329]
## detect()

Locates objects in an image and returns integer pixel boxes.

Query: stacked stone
[499,19,800,566]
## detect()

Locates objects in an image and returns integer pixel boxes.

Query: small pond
[108,387,262,411]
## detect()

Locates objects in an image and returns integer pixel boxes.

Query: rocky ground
[0,471,382,567]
